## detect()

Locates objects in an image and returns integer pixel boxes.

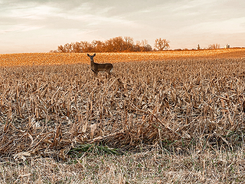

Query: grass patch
[68,144,121,159]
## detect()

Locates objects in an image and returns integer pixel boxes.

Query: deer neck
[90,58,94,65]
[90,59,96,70]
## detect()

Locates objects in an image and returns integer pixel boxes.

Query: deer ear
[87,54,90,56]
[93,53,96,56]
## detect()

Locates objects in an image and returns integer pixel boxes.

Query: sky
[0,0,245,54]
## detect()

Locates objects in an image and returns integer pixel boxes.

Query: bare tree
[208,43,220,49]
[72,42,82,53]
[112,37,125,52]
[133,41,141,52]
[154,38,170,51]
[80,41,93,52]
[123,37,134,51]
[57,45,65,53]
[92,40,104,52]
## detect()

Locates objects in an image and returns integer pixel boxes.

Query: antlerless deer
[87,54,113,77]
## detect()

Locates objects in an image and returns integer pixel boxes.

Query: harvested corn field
[0,50,245,183]
[0,48,245,67]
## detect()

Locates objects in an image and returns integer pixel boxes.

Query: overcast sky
[1,0,245,54]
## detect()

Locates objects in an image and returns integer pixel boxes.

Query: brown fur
[87,53,113,76]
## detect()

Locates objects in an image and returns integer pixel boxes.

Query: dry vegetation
[0,48,245,67]
[0,49,245,183]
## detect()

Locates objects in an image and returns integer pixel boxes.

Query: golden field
[0,48,245,67]
[0,49,245,183]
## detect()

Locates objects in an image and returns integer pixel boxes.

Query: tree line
[50,36,170,53]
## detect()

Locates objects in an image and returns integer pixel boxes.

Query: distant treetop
[50,36,170,53]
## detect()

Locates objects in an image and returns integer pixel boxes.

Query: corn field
[0,48,244,67]
[0,50,245,183]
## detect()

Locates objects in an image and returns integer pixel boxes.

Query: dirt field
[0,49,245,183]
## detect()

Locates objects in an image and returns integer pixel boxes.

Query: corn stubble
[0,53,245,183]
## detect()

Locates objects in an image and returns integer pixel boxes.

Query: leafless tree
[154,38,170,51]
[208,43,220,49]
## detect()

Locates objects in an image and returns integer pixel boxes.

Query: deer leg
[106,71,111,79]
[92,71,98,77]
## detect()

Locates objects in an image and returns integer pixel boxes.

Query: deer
[87,53,113,77]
